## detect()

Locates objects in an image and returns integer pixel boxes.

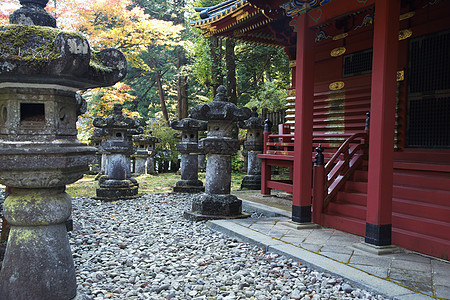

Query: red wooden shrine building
[193,0,450,260]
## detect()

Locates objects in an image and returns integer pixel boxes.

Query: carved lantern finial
[11,0,56,27]
[214,85,228,102]
[20,0,49,7]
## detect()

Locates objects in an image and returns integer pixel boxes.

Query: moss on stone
[1,25,71,65]
[0,24,111,72]
[90,50,113,73]
[11,228,36,245]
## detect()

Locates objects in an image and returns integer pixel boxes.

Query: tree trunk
[265,70,272,82]
[180,76,188,119]
[225,38,237,105]
[210,36,222,96]
[174,0,188,120]
[177,49,189,120]
[155,71,170,126]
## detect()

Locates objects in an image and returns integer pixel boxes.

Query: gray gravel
[70,193,388,300]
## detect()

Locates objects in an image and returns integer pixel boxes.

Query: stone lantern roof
[93,104,143,138]
[239,107,264,152]
[171,118,207,132]
[171,118,207,154]
[1,0,127,89]
[238,107,264,130]
[21,0,49,5]
[189,85,251,122]
[132,134,161,145]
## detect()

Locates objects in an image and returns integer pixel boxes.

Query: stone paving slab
[208,218,434,299]
[210,196,450,299]
[435,285,450,300]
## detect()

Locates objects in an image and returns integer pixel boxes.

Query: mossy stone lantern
[185,86,251,220]
[171,118,207,193]
[132,134,160,175]
[93,103,143,201]
[88,133,103,173]
[238,107,264,190]
[146,132,161,174]
[0,1,127,298]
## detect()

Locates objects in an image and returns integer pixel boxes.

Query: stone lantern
[238,107,264,190]
[198,152,207,171]
[0,1,127,298]
[93,104,143,201]
[171,118,207,193]
[147,132,161,174]
[185,85,251,220]
[241,146,249,173]
[132,134,160,175]
[88,134,103,173]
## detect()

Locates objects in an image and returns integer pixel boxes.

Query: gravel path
[70,193,387,300]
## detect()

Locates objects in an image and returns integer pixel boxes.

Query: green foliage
[230,172,245,190]
[244,81,288,111]
[151,118,180,163]
[231,152,243,173]
[186,3,291,109]
[125,45,178,119]
[130,0,175,21]
[185,32,211,88]
[76,113,95,143]
[235,44,290,107]
[192,0,224,8]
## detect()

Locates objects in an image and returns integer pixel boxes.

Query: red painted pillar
[292,14,315,223]
[365,0,400,246]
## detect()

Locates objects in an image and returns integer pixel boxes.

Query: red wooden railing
[263,124,294,155]
[312,132,369,223]
[324,132,368,205]
[259,114,369,200]
[259,123,294,194]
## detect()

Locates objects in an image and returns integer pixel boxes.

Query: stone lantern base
[96,177,139,201]
[184,194,249,221]
[0,187,77,299]
[173,180,205,193]
[241,174,261,190]
[133,155,148,176]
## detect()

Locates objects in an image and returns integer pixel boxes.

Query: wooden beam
[307,0,375,28]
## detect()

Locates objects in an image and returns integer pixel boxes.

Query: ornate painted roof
[193,0,266,36]
[192,0,379,48]
[279,0,333,17]
[192,0,294,48]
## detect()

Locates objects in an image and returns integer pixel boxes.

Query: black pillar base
[292,205,311,223]
[365,223,392,246]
